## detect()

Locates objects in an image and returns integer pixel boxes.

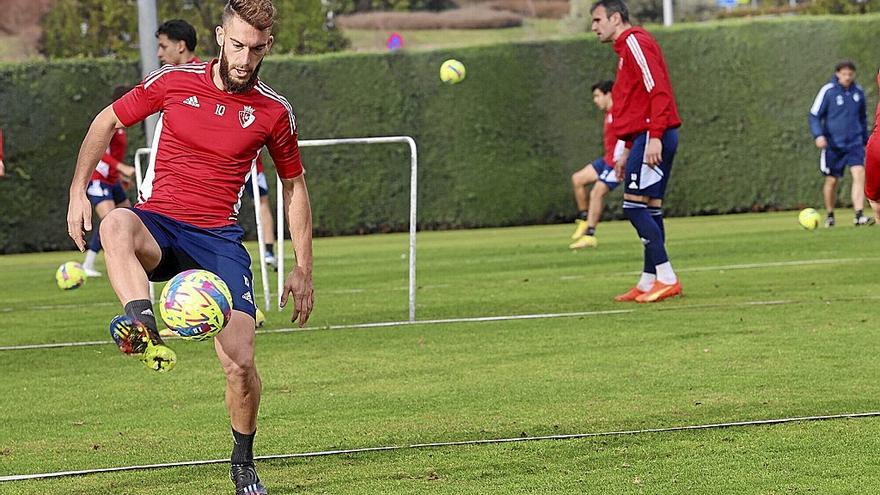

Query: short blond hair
[223,0,276,31]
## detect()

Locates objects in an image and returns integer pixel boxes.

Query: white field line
[2,411,878,482]
[1,257,868,314]
[0,296,828,352]
[0,309,635,352]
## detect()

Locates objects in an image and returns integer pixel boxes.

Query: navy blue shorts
[245,172,269,198]
[623,128,679,199]
[821,146,865,177]
[590,157,619,191]
[87,180,128,206]
[131,208,256,318]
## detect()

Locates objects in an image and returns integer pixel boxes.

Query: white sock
[656,262,677,284]
[83,250,98,270]
[637,272,656,292]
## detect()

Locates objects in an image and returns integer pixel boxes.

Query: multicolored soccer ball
[440,59,466,85]
[798,208,821,231]
[55,261,86,290]
[255,308,266,328]
[160,269,232,341]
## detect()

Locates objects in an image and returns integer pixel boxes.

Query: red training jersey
[864,70,880,201]
[90,129,128,185]
[112,59,303,228]
[611,27,681,142]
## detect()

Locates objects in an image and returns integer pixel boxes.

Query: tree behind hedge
[41,0,348,59]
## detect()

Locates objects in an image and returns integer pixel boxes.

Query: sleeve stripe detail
[625,35,655,93]
[810,83,834,116]
[144,64,207,89]
[256,81,297,133]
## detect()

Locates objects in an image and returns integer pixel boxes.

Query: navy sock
[648,207,665,242]
[624,202,668,274]
[265,243,274,256]
[586,226,596,236]
[87,229,102,253]
[576,210,588,221]
[232,428,256,465]
[124,299,157,333]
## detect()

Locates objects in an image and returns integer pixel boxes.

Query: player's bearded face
[219,51,262,94]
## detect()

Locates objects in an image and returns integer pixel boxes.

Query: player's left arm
[268,106,314,326]
[280,175,314,327]
[67,105,125,251]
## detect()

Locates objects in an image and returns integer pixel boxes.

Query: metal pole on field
[277,136,418,321]
[663,0,673,26]
[137,0,159,145]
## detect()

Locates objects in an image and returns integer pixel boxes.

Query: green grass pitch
[1,211,879,494]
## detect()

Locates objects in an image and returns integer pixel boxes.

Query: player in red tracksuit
[591,0,683,303]
[66,2,314,493]
[865,69,880,223]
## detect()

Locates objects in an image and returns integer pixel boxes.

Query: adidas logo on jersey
[183,96,200,108]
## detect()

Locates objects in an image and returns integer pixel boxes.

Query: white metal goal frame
[134,135,419,322]
[277,136,418,322]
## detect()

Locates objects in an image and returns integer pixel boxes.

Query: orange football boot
[635,280,682,303]
[613,286,645,302]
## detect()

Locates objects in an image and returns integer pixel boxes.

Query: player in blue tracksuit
[808,60,873,227]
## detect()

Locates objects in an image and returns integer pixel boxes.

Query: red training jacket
[611,27,681,142]
[865,70,880,201]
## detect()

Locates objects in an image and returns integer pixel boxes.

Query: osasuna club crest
[239,106,256,128]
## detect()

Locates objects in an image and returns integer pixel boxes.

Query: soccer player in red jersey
[569,80,623,249]
[66,2,313,493]
[156,19,201,66]
[864,69,880,223]
[82,86,136,277]
[591,0,682,303]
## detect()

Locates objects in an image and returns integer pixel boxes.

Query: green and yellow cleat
[109,315,177,372]
[569,235,598,250]
[570,219,589,240]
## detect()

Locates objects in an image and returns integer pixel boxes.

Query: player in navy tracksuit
[809,60,873,227]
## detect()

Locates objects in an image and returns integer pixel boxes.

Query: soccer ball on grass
[798,208,821,231]
[160,269,232,341]
[55,261,86,290]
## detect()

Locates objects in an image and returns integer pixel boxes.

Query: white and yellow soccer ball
[255,308,266,328]
[55,261,86,290]
[798,208,821,231]
[440,59,466,85]
[160,269,233,341]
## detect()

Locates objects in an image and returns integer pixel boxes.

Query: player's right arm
[68,72,168,250]
[67,106,125,251]
[809,84,831,149]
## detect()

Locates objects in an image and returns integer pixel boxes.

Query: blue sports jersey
[809,76,868,150]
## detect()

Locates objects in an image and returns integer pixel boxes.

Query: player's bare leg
[570,166,599,241]
[101,208,161,302]
[84,198,133,277]
[214,310,266,494]
[823,176,838,226]
[849,166,873,225]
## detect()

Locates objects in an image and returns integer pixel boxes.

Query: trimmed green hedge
[2,15,879,253]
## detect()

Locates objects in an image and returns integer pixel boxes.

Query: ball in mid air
[440,59,466,85]
[160,269,233,341]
